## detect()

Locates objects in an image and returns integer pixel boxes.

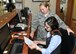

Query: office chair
[60,28,75,54]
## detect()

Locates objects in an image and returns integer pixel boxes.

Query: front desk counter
[0,9,32,54]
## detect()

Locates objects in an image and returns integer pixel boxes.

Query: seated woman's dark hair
[44,16,59,31]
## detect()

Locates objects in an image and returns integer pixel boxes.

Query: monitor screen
[0,24,11,52]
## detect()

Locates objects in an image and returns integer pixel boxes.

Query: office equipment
[9,13,27,32]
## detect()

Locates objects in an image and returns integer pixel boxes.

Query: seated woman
[28,16,62,54]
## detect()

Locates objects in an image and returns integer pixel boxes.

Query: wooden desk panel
[0,10,17,29]
[22,14,32,54]
[23,44,28,54]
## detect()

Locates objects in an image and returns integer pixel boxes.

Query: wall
[60,0,68,16]
[72,0,76,20]
[23,0,56,15]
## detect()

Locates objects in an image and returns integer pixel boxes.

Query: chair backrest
[59,28,75,54]
[67,32,75,54]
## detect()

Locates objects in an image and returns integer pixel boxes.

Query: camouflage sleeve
[54,14,68,30]
[31,14,39,32]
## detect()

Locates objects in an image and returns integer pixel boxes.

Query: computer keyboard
[10,43,23,54]
[15,44,23,53]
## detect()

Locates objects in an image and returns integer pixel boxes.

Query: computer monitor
[0,24,11,52]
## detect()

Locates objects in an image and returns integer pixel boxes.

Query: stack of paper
[15,23,27,30]
[24,36,33,46]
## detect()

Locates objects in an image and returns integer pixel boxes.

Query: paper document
[15,23,27,30]
[24,37,33,46]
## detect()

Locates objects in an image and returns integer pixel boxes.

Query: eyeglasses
[45,26,50,29]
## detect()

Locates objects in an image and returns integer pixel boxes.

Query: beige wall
[60,0,68,16]
[23,0,56,15]
[72,0,76,20]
